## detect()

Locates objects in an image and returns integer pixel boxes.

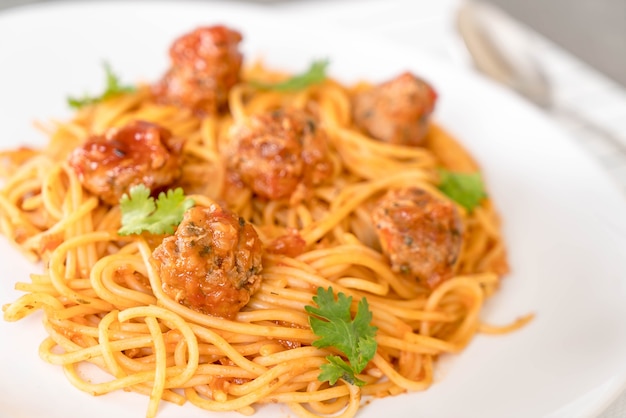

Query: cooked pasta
[0,24,530,418]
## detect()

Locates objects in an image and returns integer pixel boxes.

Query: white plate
[2,2,626,418]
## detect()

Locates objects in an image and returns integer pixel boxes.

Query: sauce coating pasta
[0,24,530,418]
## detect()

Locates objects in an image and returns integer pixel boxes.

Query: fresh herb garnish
[438,168,487,212]
[67,62,135,109]
[251,59,329,92]
[304,287,378,387]
[118,184,194,235]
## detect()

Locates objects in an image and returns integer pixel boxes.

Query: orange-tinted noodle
[1,54,528,418]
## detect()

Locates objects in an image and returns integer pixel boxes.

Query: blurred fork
[455,0,626,155]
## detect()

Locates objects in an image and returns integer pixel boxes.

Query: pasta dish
[0,25,530,418]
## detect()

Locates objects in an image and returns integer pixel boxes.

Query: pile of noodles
[0,61,530,418]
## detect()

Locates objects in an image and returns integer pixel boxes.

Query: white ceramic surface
[1,2,626,418]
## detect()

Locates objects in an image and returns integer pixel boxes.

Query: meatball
[353,72,437,146]
[371,187,463,288]
[67,120,183,205]
[151,204,263,319]
[226,108,333,201]
[152,25,243,116]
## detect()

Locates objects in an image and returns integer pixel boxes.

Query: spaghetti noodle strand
[0,33,525,418]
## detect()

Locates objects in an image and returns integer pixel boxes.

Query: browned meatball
[353,72,437,146]
[371,187,463,288]
[151,204,263,319]
[226,108,333,201]
[152,25,243,116]
[67,120,183,205]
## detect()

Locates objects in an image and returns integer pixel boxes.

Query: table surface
[488,0,626,88]
[1,0,625,417]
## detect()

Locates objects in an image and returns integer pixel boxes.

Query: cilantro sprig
[305,287,378,387]
[68,62,135,109]
[438,168,487,212]
[251,59,329,92]
[118,184,194,235]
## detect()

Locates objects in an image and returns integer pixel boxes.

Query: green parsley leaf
[118,184,194,235]
[438,168,487,212]
[318,356,358,386]
[251,59,329,92]
[305,287,378,387]
[68,61,135,109]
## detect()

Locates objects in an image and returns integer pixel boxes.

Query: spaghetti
[1,24,530,418]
